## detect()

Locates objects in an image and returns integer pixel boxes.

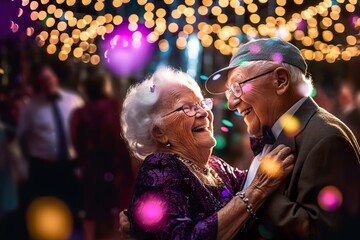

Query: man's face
[38,67,59,95]
[225,66,279,137]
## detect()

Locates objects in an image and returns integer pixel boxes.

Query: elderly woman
[120,67,294,239]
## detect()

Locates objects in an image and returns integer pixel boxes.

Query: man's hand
[119,209,134,240]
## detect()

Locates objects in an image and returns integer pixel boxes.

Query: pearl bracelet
[236,191,256,218]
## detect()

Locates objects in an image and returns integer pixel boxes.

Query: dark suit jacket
[239,97,360,240]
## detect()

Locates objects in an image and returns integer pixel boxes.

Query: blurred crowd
[0,60,136,240]
[0,58,360,240]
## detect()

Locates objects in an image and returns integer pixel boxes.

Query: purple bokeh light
[100,23,155,76]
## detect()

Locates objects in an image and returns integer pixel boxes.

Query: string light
[14,0,359,64]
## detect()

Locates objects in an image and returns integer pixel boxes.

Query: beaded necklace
[177,156,232,211]
[177,156,225,188]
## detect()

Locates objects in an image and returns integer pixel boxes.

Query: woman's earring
[166,142,171,147]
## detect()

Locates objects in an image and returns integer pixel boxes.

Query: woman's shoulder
[136,152,184,186]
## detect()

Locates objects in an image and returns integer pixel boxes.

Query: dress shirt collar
[271,97,308,139]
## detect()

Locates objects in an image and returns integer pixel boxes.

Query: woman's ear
[152,125,168,145]
[273,67,290,95]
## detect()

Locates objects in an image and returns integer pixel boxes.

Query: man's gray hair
[121,67,202,160]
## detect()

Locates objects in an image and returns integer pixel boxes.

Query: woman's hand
[119,209,134,240]
[250,144,295,195]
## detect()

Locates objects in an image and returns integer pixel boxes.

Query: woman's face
[157,84,216,152]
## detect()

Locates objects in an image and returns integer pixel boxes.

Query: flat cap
[205,38,307,94]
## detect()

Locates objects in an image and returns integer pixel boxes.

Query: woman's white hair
[121,67,202,160]
[244,61,313,96]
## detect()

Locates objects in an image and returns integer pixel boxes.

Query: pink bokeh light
[134,193,167,230]
[317,186,343,212]
[242,83,253,93]
[249,44,261,54]
[271,52,284,63]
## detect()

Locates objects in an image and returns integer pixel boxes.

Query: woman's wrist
[235,191,256,218]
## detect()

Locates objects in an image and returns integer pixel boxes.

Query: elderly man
[205,38,360,239]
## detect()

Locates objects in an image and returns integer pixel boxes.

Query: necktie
[250,126,276,156]
[50,94,69,161]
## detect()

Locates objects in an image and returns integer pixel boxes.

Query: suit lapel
[271,97,319,152]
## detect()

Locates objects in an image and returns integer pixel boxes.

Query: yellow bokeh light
[47,4,56,14]
[138,0,147,5]
[341,51,351,61]
[90,55,100,65]
[54,8,63,18]
[68,17,77,27]
[183,24,194,34]
[113,15,123,25]
[235,6,245,15]
[64,11,74,20]
[201,35,213,47]
[82,53,91,63]
[314,51,324,61]
[156,8,166,18]
[322,30,333,42]
[345,4,355,12]
[66,0,76,7]
[73,47,83,58]
[79,41,89,51]
[89,44,97,53]
[49,35,59,44]
[334,23,345,33]
[129,14,139,23]
[113,0,122,8]
[247,3,258,13]
[83,15,93,24]
[168,22,179,33]
[198,6,208,15]
[259,155,282,178]
[346,35,356,45]
[280,114,301,136]
[26,197,72,240]
[38,11,47,21]
[82,0,91,6]
[249,14,260,24]
[41,0,49,4]
[211,6,222,16]
[275,6,285,16]
[144,2,155,11]
[276,0,286,6]
[159,39,169,52]
[57,22,67,32]
[94,2,105,11]
[217,14,228,24]
[46,18,55,27]
[30,1,39,10]
[58,50,68,61]
[176,37,187,49]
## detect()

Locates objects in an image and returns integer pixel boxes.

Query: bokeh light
[133,193,167,230]
[26,197,73,240]
[259,155,282,178]
[101,23,155,75]
[317,185,343,212]
[279,114,301,137]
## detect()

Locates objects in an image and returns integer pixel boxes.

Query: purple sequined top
[129,152,247,240]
